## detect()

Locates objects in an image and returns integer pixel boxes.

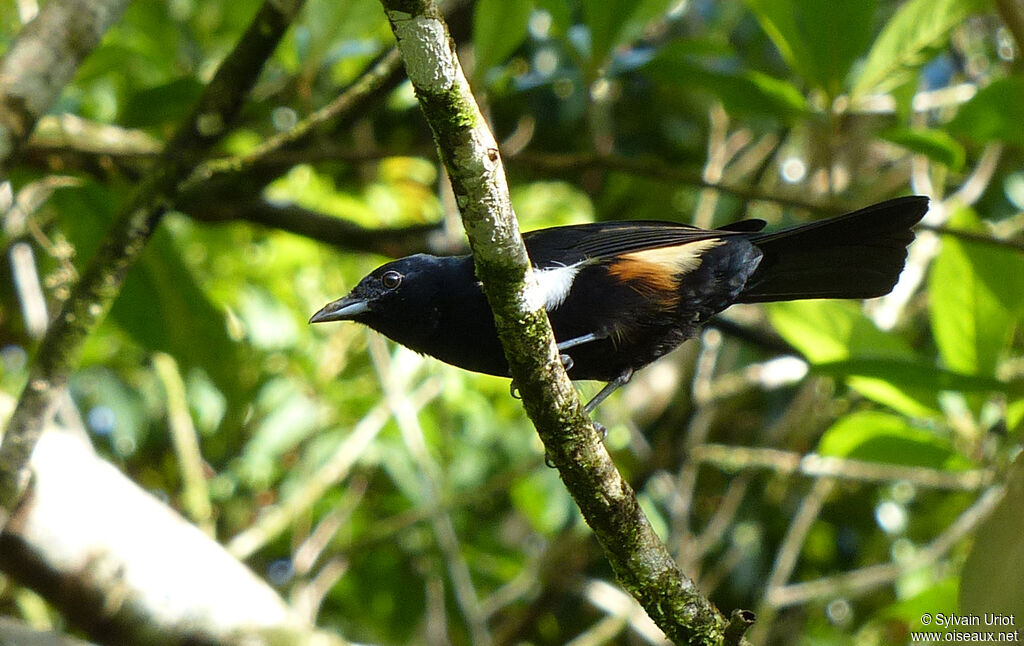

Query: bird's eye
[381,270,403,290]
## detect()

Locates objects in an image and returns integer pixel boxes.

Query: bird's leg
[554,331,603,377]
[556,331,601,352]
[583,368,634,414]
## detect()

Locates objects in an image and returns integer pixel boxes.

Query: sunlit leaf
[880,127,965,170]
[473,0,534,79]
[767,300,941,416]
[742,0,876,96]
[52,184,245,402]
[948,76,1024,147]
[236,378,324,487]
[930,207,1024,377]
[813,359,1011,395]
[818,411,971,470]
[767,300,913,364]
[851,0,982,98]
[879,577,958,627]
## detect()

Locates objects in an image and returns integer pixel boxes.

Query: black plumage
[311,196,928,409]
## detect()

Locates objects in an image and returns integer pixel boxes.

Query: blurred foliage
[3,0,1024,644]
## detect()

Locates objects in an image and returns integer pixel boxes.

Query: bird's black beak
[309,297,370,324]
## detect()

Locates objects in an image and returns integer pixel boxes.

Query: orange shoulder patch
[606,238,723,301]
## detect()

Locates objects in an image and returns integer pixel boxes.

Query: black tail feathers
[738,196,929,303]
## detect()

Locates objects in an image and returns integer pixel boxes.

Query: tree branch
[181,47,406,194]
[0,0,130,175]
[510,151,847,214]
[180,194,463,257]
[0,428,349,646]
[377,1,743,643]
[0,0,308,524]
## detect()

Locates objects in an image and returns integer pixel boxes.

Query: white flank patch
[526,263,583,311]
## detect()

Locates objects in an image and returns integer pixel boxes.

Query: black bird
[311,196,928,411]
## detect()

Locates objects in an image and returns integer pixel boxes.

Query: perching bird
[311,196,928,411]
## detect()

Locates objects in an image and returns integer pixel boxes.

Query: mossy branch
[0,0,308,522]
[377,1,748,643]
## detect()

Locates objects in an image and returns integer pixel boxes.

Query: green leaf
[120,76,204,127]
[960,454,1024,624]
[880,127,966,170]
[52,183,244,401]
[742,0,876,96]
[643,44,808,120]
[930,207,1024,377]
[767,300,941,417]
[818,411,970,470]
[852,0,981,98]
[473,0,534,79]
[813,359,1012,395]
[880,577,958,626]
[581,0,674,75]
[767,300,914,363]
[948,76,1024,147]
[236,378,323,487]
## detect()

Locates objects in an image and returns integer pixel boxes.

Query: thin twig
[766,485,1005,608]
[182,196,461,257]
[292,557,349,623]
[183,48,404,193]
[692,473,752,558]
[292,477,367,576]
[511,150,847,214]
[920,223,1024,253]
[152,353,214,536]
[578,579,671,645]
[766,478,836,592]
[226,378,442,559]
[951,143,1003,206]
[368,336,490,646]
[748,477,836,644]
[690,444,994,491]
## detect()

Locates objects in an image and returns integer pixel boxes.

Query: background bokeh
[2,0,1023,644]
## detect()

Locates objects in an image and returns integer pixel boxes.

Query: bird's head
[309,254,455,346]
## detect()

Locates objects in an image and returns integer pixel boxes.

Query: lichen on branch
[377,1,745,643]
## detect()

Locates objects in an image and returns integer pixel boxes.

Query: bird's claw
[559,353,574,372]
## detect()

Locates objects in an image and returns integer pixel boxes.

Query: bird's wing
[522,220,755,267]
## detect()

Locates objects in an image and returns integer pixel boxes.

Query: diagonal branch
[0,0,131,175]
[0,0,308,524]
[376,1,743,644]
